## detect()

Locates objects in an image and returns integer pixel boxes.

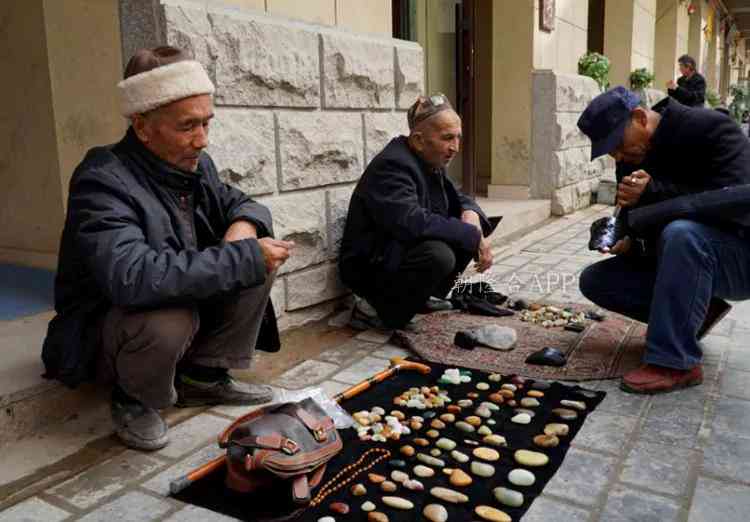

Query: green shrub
[705,89,721,109]
[578,52,610,91]
[629,68,654,91]
[728,84,749,122]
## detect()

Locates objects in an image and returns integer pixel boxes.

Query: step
[476,198,553,249]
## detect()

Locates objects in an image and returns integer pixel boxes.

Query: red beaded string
[309,447,391,507]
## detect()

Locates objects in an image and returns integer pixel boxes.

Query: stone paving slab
[600,485,683,522]
[76,490,173,522]
[0,496,72,522]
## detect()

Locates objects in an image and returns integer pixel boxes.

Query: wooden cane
[169,357,431,494]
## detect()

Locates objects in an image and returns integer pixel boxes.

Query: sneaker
[620,363,703,395]
[175,375,274,407]
[111,399,168,451]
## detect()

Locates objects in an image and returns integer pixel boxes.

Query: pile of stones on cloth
[316,369,592,522]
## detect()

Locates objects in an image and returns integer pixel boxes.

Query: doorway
[393,0,485,197]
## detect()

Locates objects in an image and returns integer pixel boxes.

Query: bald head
[408,109,462,169]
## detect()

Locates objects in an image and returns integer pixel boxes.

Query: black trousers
[360,240,472,329]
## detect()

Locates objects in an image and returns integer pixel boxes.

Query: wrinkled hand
[475,237,493,273]
[617,170,651,207]
[224,220,257,242]
[258,238,295,273]
[667,79,677,90]
[600,236,632,256]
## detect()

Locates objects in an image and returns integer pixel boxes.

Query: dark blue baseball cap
[577,86,641,160]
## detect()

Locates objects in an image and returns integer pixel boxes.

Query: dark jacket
[339,136,495,294]
[42,128,278,388]
[618,97,750,250]
[667,72,706,107]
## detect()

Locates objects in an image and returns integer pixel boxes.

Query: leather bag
[218,398,342,504]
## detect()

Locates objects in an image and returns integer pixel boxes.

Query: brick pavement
[4,205,750,521]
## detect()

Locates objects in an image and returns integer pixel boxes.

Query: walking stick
[169,357,431,494]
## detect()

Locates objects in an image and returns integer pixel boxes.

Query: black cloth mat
[173,360,605,521]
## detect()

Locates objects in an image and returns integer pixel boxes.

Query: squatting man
[338,94,496,330]
[577,86,750,394]
[42,46,294,450]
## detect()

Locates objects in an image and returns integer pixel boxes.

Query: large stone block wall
[531,71,615,215]
[124,0,419,330]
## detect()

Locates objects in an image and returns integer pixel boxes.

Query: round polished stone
[511,413,531,424]
[477,425,492,436]
[390,470,408,483]
[431,419,446,430]
[534,434,560,448]
[483,434,507,447]
[426,429,440,439]
[475,505,511,522]
[544,423,570,437]
[514,449,549,467]
[382,496,414,510]
[413,438,430,446]
[472,447,500,461]
[413,464,435,478]
[436,438,456,451]
[381,480,398,492]
[330,502,349,515]
[493,487,524,508]
[451,450,469,463]
[368,473,386,484]
[520,397,540,408]
[508,468,536,486]
[399,445,415,457]
[476,382,490,391]
[560,399,587,411]
[430,486,469,504]
[367,512,389,522]
[388,459,406,468]
[423,504,448,522]
[351,483,367,496]
[527,390,545,398]
[429,448,442,457]
[470,460,496,477]
[439,413,456,423]
[449,468,473,487]
[531,380,551,390]
[455,421,475,433]
[465,416,482,427]
[361,501,376,512]
[552,408,578,420]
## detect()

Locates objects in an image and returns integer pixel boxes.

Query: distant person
[666,54,706,107]
[338,94,496,330]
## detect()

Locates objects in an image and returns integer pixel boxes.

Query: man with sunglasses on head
[339,94,496,330]
[576,86,750,394]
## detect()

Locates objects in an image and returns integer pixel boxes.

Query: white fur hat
[117,60,215,117]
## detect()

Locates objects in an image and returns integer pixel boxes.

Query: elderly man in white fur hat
[42,46,294,450]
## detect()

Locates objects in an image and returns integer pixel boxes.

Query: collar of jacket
[644,97,686,158]
[119,126,202,192]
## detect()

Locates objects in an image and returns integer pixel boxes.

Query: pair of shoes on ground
[112,375,274,451]
[348,296,418,331]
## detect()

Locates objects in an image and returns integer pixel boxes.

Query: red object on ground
[621,363,703,394]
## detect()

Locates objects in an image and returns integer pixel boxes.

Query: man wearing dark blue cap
[577,86,750,394]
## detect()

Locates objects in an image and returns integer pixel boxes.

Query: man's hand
[666,79,677,90]
[617,170,651,208]
[599,236,632,256]
[224,220,258,242]
[461,210,482,230]
[475,237,493,273]
[258,238,295,273]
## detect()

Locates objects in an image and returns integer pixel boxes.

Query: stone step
[476,198,553,249]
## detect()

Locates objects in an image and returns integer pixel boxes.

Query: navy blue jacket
[339,136,495,294]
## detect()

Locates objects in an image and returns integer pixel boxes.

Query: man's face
[678,63,692,77]
[133,94,214,172]
[610,110,653,165]
[412,110,462,168]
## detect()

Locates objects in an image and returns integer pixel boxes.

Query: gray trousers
[97,275,274,409]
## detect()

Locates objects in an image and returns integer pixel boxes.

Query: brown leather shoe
[697,298,732,340]
[620,364,703,394]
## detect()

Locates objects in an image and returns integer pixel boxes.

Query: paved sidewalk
[3,205,750,521]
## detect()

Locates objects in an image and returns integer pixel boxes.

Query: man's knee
[659,220,707,253]
[117,306,198,364]
[578,263,599,301]
[421,240,457,278]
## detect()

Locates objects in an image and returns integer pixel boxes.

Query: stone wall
[122,0,421,330]
[530,71,615,215]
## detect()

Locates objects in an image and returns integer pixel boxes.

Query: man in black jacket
[42,47,294,450]
[666,54,706,107]
[339,94,495,329]
[577,86,750,394]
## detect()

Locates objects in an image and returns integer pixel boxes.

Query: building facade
[1,0,747,330]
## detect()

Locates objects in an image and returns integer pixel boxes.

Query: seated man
[577,86,750,394]
[338,94,495,329]
[42,46,294,450]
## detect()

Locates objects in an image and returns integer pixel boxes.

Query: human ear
[131,114,151,143]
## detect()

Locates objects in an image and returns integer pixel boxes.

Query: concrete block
[394,41,424,109]
[207,108,276,196]
[553,72,601,112]
[702,430,750,484]
[689,476,750,522]
[277,111,363,190]
[551,178,597,215]
[0,497,71,522]
[572,412,639,455]
[261,191,327,274]
[164,4,321,107]
[601,485,681,522]
[285,264,348,310]
[522,496,591,522]
[544,447,617,506]
[620,440,697,497]
[272,359,339,389]
[277,300,339,331]
[552,112,590,150]
[326,185,355,253]
[77,491,172,522]
[597,179,617,205]
[321,31,394,108]
[365,112,409,162]
[156,413,231,459]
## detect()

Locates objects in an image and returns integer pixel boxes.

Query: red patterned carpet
[393,305,646,381]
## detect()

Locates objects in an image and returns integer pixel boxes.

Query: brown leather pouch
[218,398,342,504]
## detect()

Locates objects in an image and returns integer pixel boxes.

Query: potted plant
[705,88,721,109]
[728,84,749,123]
[578,52,610,92]
[629,68,654,91]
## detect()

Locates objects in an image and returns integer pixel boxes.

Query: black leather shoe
[175,375,274,407]
[111,399,168,451]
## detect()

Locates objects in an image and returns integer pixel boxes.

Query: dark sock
[179,363,228,383]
